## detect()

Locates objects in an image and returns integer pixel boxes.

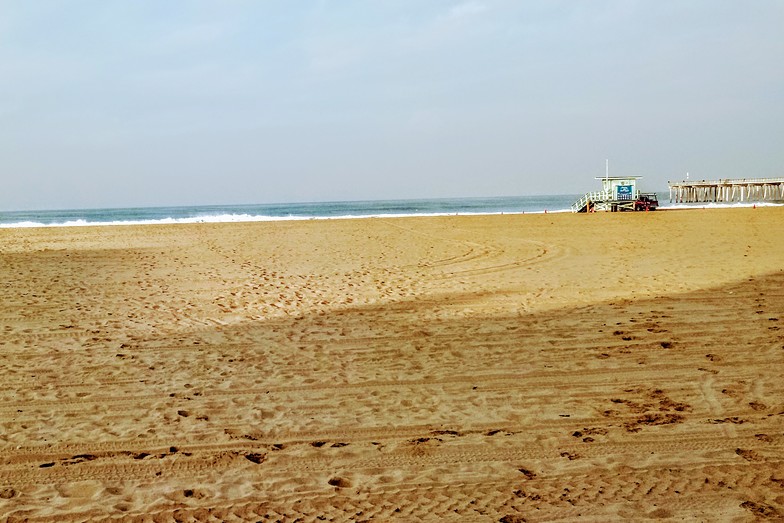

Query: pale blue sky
[2,1,782,210]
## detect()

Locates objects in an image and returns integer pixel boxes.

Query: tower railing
[571,190,613,213]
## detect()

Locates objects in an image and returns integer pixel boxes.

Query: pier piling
[668,178,784,204]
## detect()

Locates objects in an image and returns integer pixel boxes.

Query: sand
[0,207,783,522]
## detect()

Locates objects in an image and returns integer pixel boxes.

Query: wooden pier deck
[669,177,784,204]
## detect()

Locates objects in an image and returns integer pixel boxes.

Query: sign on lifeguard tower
[616,184,634,200]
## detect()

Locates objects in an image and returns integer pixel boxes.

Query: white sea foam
[0,209,576,229]
[0,214,309,228]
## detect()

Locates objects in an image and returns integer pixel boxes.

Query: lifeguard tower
[571,164,658,212]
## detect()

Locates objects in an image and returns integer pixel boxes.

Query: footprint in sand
[735,448,763,462]
[328,477,352,488]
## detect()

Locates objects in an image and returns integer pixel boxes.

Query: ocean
[0,195,581,228]
[0,193,773,228]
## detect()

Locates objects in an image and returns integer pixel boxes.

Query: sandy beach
[1,207,783,522]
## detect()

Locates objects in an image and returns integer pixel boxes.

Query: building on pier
[668,178,784,204]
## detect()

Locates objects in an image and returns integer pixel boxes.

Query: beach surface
[1,208,783,522]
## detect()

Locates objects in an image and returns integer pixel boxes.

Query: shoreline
[1,200,781,229]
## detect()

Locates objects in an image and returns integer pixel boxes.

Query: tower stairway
[571,191,611,213]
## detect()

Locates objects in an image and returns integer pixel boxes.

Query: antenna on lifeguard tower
[605,159,609,180]
[686,171,689,181]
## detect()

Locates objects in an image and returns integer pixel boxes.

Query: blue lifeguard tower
[572,163,658,212]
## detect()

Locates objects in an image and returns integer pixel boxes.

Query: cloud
[303,36,364,73]
[153,23,228,51]
[446,1,488,20]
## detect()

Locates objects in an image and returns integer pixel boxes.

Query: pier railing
[669,177,784,187]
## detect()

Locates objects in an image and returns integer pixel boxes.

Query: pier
[669,178,784,204]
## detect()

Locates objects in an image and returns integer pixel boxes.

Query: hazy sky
[2,1,783,210]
